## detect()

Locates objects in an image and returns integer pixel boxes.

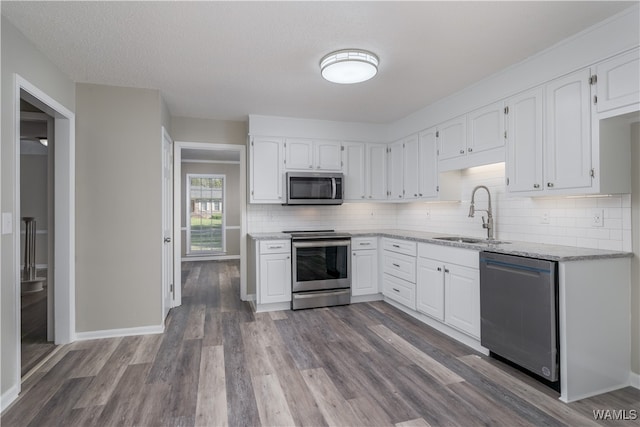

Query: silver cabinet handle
[361,195,365,199]
[287,256,290,259]
[392,244,400,248]
[444,268,450,273]
[533,184,540,189]
[419,193,423,197]
[392,263,400,268]
[414,194,418,197]
[353,252,356,256]
[468,147,473,152]
[437,267,442,272]
[368,196,372,199]
[547,182,554,188]
[459,149,465,154]
[360,242,370,246]
[268,245,283,249]
[393,288,400,293]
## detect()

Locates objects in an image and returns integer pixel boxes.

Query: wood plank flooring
[3,260,639,426]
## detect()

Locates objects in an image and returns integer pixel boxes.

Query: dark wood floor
[3,260,638,426]
[21,271,56,377]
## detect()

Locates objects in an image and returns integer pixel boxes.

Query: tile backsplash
[248,162,632,252]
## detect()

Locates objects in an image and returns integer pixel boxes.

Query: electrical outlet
[541,211,550,224]
[1,212,12,235]
[425,208,431,220]
[592,209,604,227]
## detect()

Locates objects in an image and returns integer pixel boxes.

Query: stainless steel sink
[433,236,510,245]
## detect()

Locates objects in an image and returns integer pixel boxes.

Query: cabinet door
[285,138,314,170]
[387,141,404,200]
[259,253,292,304]
[403,135,420,200]
[596,48,640,113]
[545,69,592,191]
[467,101,505,154]
[367,144,388,200]
[343,142,366,200]
[352,249,379,296]
[506,88,544,193]
[416,258,444,321]
[315,140,343,171]
[437,116,466,160]
[250,137,283,203]
[418,127,438,199]
[445,264,480,338]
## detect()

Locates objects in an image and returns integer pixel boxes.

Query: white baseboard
[1,383,20,413]
[351,293,383,304]
[75,324,164,341]
[631,372,640,389]
[182,255,240,262]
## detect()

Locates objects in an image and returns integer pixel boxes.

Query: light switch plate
[2,212,12,234]
[541,211,550,224]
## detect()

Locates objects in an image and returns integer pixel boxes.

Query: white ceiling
[2,1,635,124]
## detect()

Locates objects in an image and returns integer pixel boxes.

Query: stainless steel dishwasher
[479,251,559,384]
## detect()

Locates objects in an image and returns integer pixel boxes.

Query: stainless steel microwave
[285,172,343,205]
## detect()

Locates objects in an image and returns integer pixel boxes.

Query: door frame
[161,127,174,320]
[13,75,76,385]
[173,141,247,307]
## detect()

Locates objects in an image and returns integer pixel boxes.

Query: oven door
[292,239,351,292]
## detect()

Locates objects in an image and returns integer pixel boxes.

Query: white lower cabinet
[383,274,416,309]
[351,237,379,296]
[417,244,480,339]
[257,240,291,305]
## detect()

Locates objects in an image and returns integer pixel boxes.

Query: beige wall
[1,17,76,398]
[171,116,246,145]
[181,162,241,257]
[75,83,163,332]
[631,122,639,375]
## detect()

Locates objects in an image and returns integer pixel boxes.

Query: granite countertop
[249,229,632,262]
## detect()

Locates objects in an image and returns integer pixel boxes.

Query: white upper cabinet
[505,87,544,194]
[418,127,439,199]
[595,48,640,114]
[250,136,284,203]
[285,138,341,171]
[342,142,366,200]
[387,141,404,200]
[545,68,592,191]
[437,116,467,161]
[467,101,506,154]
[403,134,420,200]
[367,144,388,200]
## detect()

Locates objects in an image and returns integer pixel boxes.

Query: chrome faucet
[468,185,494,240]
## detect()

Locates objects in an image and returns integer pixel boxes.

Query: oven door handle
[293,239,351,248]
[294,289,350,299]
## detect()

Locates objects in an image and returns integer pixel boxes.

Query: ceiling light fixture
[320,49,379,84]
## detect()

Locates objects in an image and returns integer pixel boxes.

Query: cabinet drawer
[418,243,478,269]
[383,238,417,256]
[383,251,416,283]
[383,274,416,310]
[352,236,378,250]
[260,240,291,254]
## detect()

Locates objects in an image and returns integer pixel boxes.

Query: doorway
[19,100,55,376]
[173,142,247,307]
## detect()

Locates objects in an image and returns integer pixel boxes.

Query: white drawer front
[260,240,291,254]
[383,238,417,256]
[352,236,378,250]
[418,243,478,268]
[383,274,416,310]
[383,251,416,283]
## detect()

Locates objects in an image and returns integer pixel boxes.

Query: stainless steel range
[286,230,351,310]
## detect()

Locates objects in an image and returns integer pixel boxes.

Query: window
[187,174,225,255]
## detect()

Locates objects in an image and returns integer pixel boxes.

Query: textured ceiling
[2,1,635,123]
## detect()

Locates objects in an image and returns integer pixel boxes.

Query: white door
[387,141,404,200]
[403,135,420,200]
[467,101,506,154]
[367,144,388,200]
[437,116,467,160]
[596,48,640,113]
[545,68,592,191]
[444,264,480,338]
[506,87,544,193]
[418,128,438,199]
[416,258,445,321]
[260,253,292,304]
[250,137,283,203]
[162,127,174,319]
[285,138,314,170]
[343,142,366,200]
[315,140,342,171]
[352,249,378,296]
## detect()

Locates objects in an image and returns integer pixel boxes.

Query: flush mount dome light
[320,49,379,84]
